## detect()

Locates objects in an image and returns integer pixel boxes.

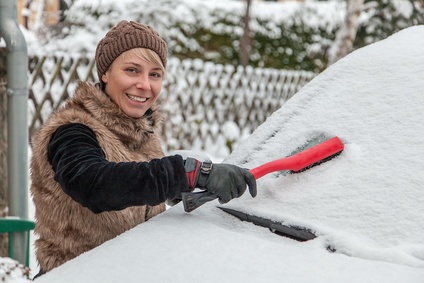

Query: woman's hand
[185,158,257,203]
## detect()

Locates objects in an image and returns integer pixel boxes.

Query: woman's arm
[48,123,189,213]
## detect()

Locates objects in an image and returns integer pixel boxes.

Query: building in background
[17,0,70,29]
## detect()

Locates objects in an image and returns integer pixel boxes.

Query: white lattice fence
[28,54,97,137]
[27,54,316,152]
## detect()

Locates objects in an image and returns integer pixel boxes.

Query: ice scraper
[182,136,344,213]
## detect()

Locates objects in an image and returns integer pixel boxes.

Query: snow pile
[0,258,31,283]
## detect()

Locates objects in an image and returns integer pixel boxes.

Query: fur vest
[30,82,166,272]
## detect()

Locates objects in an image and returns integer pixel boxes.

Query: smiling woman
[101,49,164,118]
[29,20,257,279]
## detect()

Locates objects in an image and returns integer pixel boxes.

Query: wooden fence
[28,54,316,153]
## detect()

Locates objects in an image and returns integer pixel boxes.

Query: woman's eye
[125,68,138,73]
[150,72,163,78]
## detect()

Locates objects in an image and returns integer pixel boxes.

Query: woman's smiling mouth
[127,94,147,102]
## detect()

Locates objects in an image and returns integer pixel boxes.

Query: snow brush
[182,136,344,213]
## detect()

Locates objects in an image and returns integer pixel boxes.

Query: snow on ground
[0,258,31,283]
[28,25,424,283]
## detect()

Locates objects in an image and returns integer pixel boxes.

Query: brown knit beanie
[95,20,168,83]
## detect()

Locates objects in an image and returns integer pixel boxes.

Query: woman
[30,20,256,277]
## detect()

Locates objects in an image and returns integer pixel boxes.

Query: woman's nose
[136,75,151,90]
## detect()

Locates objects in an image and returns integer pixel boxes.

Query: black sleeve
[47,123,189,213]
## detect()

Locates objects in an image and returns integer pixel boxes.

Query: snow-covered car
[35,26,424,283]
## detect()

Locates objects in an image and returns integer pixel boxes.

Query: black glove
[185,157,257,203]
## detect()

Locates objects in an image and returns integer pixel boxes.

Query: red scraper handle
[250,136,344,179]
[182,136,344,212]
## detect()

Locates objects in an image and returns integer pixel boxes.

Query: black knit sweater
[47,123,189,213]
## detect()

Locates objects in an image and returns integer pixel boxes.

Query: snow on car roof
[225,24,424,269]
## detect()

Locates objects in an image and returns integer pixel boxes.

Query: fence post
[0,0,30,265]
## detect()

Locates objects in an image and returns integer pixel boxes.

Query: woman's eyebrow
[122,61,141,67]
[122,62,162,71]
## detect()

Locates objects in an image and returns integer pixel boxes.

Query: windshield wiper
[219,207,316,242]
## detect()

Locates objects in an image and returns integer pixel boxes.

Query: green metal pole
[0,0,30,266]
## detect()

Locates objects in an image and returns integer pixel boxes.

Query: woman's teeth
[127,94,147,102]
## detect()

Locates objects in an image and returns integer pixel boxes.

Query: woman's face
[101,50,164,118]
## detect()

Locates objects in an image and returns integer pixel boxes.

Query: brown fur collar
[68,81,164,151]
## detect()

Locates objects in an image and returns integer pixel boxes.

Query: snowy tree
[328,0,364,65]
[23,0,424,72]
[355,0,424,47]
